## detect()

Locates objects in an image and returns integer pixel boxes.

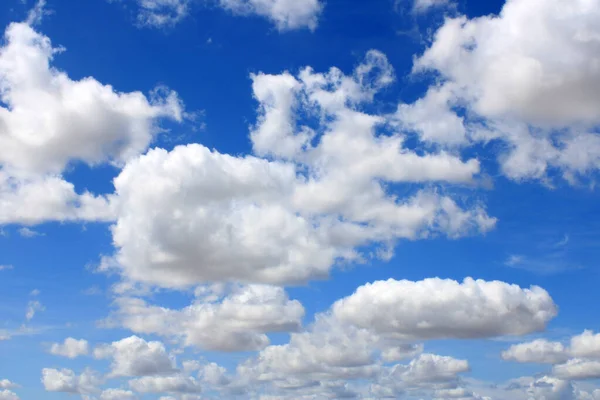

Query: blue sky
[1,0,600,399]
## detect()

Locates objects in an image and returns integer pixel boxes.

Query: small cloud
[0,265,14,271]
[30,289,41,296]
[554,234,569,247]
[19,227,44,238]
[207,37,213,44]
[505,255,524,267]
[26,300,45,321]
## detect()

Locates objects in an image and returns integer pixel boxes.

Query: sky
[0,0,600,399]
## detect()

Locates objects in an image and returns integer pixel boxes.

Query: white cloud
[17,227,42,238]
[134,0,190,27]
[218,0,323,31]
[571,331,600,359]
[93,336,176,377]
[128,375,202,394]
[331,277,557,339]
[106,51,494,289]
[0,22,182,176]
[0,265,13,271]
[413,0,451,13]
[25,300,44,321]
[0,391,19,400]
[41,368,100,394]
[49,338,89,359]
[0,381,18,390]
[106,285,304,352]
[409,0,600,182]
[554,359,600,381]
[100,388,137,400]
[502,339,570,364]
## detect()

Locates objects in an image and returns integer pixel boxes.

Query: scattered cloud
[49,338,90,359]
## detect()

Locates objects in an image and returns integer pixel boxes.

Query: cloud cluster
[404,0,600,183]
[115,0,323,30]
[49,338,90,359]
[503,330,600,381]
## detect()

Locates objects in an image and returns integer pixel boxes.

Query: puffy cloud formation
[41,368,100,394]
[235,277,556,397]
[332,278,557,339]
[49,338,89,359]
[106,51,494,289]
[0,382,17,390]
[219,0,323,31]
[0,22,182,175]
[503,331,600,381]
[133,0,191,27]
[99,388,137,400]
[404,0,600,182]
[0,391,19,400]
[93,336,175,377]
[128,375,202,394]
[502,339,570,364]
[106,285,305,352]
[0,18,181,226]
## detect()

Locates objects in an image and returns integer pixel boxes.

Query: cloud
[332,277,558,339]
[412,0,451,13]
[128,375,202,394]
[41,368,100,394]
[0,265,13,271]
[105,285,304,352]
[25,300,44,321]
[554,359,600,380]
[105,51,494,289]
[17,227,42,238]
[219,0,323,31]
[0,391,19,400]
[49,338,90,359]
[114,0,323,31]
[502,339,570,364]
[93,336,176,377]
[100,389,137,400]
[405,0,600,182]
[0,381,18,390]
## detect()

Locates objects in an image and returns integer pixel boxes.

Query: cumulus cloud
[93,336,176,377]
[332,278,557,339]
[128,375,202,394]
[105,51,494,289]
[0,381,18,390]
[41,368,100,394]
[105,285,305,352]
[502,339,570,364]
[407,0,600,182]
[49,338,89,359]
[0,391,19,400]
[219,0,323,31]
[0,18,181,226]
[99,388,137,400]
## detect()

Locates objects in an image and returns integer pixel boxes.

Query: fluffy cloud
[0,382,17,390]
[106,51,494,289]
[132,0,191,27]
[502,339,570,364]
[408,0,600,182]
[106,285,305,352]
[49,338,89,359]
[93,336,176,377]
[100,389,137,400]
[128,375,202,394]
[0,18,181,226]
[0,391,19,400]
[218,0,323,31]
[0,21,182,175]
[332,278,557,339]
[41,368,100,394]
[554,359,600,381]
